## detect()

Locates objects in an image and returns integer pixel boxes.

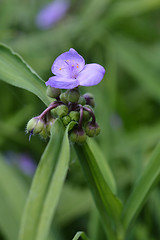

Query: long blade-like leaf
[87,138,117,194]
[0,43,50,106]
[111,37,160,101]
[0,155,28,240]
[74,142,123,240]
[35,121,76,240]
[72,231,90,240]
[18,119,64,240]
[122,143,160,231]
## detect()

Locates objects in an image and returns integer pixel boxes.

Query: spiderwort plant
[26,48,105,144]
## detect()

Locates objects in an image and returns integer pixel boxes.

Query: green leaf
[107,0,160,22]
[0,43,50,106]
[122,143,160,231]
[87,138,117,194]
[0,155,28,240]
[18,119,64,240]
[72,231,90,240]
[35,121,76,240]
[111,36,160,101]
[74,142,123,240]
[56,184,92,226]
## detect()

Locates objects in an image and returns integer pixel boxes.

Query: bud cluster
[26,86,100,143]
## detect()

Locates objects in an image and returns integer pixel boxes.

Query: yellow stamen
[59,68,62,70]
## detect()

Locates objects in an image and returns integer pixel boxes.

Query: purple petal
[36,0,70,29]
[77,64,105,86]
[46,76,79,89]
[52,48,85,78]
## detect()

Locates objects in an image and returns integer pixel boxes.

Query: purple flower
[46,48,105,89]
[5,151,36,176]
[36,0,70,29]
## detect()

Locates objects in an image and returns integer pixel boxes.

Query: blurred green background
[0,0,160,239]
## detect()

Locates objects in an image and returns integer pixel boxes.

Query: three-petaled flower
[46,48,105,89]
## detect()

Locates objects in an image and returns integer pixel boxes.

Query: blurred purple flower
[36,0,70,29]
[46,48,105,89]
[5,151,36,176]
[19,154,37,176]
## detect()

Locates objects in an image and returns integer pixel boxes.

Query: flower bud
[69,111,80,122]
[62,116,71,126]
[46,118,55,136]
[66,88,80,103]
[46,86,61,98]
[56,104,68,118]
[85,122,101,137]
[83,93,95,108]
[60,92,68,104]
[70,128,87,144]
[51,107,58,117]
[39,127,48,140]
[26,117,44,134]
[78,96,86,106]
[83,105,93,121]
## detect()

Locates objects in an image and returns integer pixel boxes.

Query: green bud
[56,105,68,118]
[62,116,71,126]
[46,118,55,136]
[70,128,87,144]
[78,96,86,105]
[85,122,101,137]
[51,107,58,117]
[83,105,93,121]
[46,86,61,98]
[26,117,44,134]
[69,111,80,122]
[39,127,48,140]
[83,93,95,108]
[60,92,68,104]
[66,88,80,103]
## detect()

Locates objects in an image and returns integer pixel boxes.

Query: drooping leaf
[0,43,50,106]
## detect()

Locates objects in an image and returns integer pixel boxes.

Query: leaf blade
[122,143,160,231]
[35,121,77,240]
[0,43,50,106]
[72,231,90,240]
[74,142,123,240]
[18,119,64,240]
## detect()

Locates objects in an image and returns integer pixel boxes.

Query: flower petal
[77,64,105,86]
[52,48,85,78]
[45,76,79,89]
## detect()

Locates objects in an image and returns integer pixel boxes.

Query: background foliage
[0,0,160,239]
